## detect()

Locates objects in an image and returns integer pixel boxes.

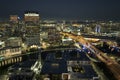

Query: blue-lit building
[40,49,99,80]
[95,25,101,33]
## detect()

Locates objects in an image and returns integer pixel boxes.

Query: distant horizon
[0,14,120,22]
[0,0,120,22]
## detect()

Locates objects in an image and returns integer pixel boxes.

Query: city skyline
[0,0,120,20]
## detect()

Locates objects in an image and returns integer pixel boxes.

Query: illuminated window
[62,73,70,80]
[51,63,59,68]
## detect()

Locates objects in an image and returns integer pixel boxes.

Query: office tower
[24,11,40,24]
[10,15,19,23]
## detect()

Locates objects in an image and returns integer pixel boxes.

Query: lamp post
[38,47,41,62]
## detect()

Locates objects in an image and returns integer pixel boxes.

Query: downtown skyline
[0,0,120,20]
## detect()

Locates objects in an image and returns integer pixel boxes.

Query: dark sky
[0,0,120,20]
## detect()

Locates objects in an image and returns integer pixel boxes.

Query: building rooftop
[9,60,36,70]
[70,65,98,79]
[44,49,90,61]
[0,46,21,51]
[41,60,67,74]
[40,49,98,79]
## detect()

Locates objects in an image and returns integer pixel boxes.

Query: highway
[61,32,120,80]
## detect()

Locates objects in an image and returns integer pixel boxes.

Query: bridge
[61,32,120,80]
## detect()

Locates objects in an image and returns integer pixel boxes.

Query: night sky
[0,0,120,20]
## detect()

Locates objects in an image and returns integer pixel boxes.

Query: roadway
[82,34,117,41]
[61,32,120,80]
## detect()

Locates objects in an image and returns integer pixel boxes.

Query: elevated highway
[61,32,120,80]
[82,34,117,41]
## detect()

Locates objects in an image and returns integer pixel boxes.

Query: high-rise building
[40,21,61,45]
[24,11,40,23]
[95,24,101,33]
[24,11,40,47]
[10,15,18,23]
[25,25,40,47]
[5,37,22,47]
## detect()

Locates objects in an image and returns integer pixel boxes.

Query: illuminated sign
[25,13,39,16]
